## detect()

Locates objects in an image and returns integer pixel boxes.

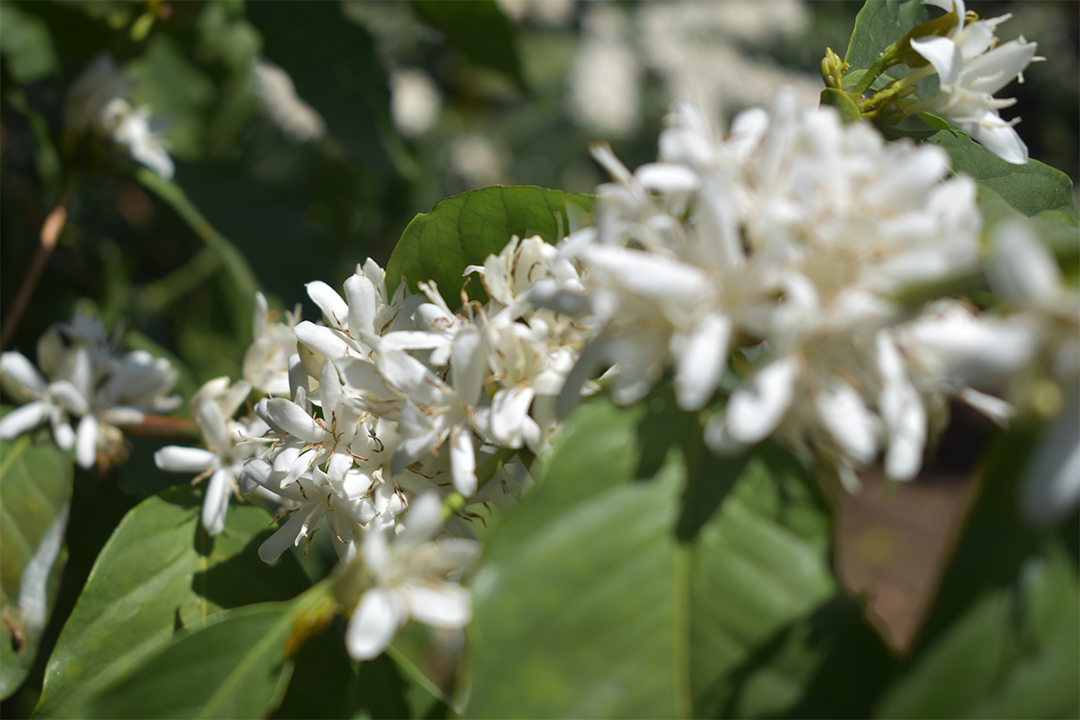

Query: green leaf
[466,394,892,718]
[876,430,1080,718]
[929,129,1078,217]
[84,602,298,719]
[34,486,311,718]
[844,0,929,79]
[385,186,593,308]
[0,4,60,83]
[0,420,73,699]
[410,0,526,90]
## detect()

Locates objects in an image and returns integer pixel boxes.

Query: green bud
[820,88,863,123]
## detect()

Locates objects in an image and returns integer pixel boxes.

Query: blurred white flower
[243,292,302,397]
[65,54,174,178]
[251,57,326,143]
[0,313,179,469]
[390,68,441,138]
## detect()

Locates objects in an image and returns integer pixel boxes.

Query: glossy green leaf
[34,486,311,718]
[466,394,892,718]
[844,0,929,80]
[84,602,298,719]
[0,419,73,700]
[875,430,1080,718]
[930,129,1078,218]
[410,0,525,90]
[385,186,593,308]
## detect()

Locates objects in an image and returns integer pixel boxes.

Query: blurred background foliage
[0,1,1076,715]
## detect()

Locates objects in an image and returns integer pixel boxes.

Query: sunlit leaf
[34,486,310,718]
[844,0,929,82]
[0,419,72,700]
[466,394,892,718]
[385,186,593,308]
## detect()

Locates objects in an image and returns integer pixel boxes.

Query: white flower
[1,313,179,469]
[340,494,481,661]
[154,378,267,536]
[906,0,1040,164]
[65,54,174,177]
[243,292,302,397]
[390,68,441,138]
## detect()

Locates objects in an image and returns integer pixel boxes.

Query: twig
[2,189,71,351]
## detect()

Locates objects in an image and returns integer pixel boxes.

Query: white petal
[201,468,231,536]
[263,398,325,443]
[76,415,98,470]
[815,381,878,467]
[911,36,963,84]
[726,355,799,444]
[450,425,477,497]
[344,274,378,336]
[674,313,731,412]
[877,332,927,481]
[988,220,1062,305]
[154,446,219,473]
[0,352,46,397]
[294,321,350,363]
[306,281,350,330]
[451,325,484,406]
[52,419,76,451]
[0,402,51,439]
[403,582,472,628]
[346,588,404,660]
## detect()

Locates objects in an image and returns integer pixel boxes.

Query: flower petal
[154,446,219,473]
[726,355,798,444]
[346,588,404,661]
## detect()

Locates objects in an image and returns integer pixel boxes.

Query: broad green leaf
[466,394,892,718]
[875,430,1080,718]
[930,129,1078,218]
[34,486,311,718]
[0,420,73,699]
[385,186,593,308]
[84,602,298,719]
[844,0,929,79]
[410,0,526,90]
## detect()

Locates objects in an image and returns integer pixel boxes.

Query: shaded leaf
[466,396,892,718]
[385,186,592,308]
[84,602,298,720]
[34,486,311,718]
[410,0,525,90]
[0,4,61,83]
[875,430,1080,718]
[0,420,72,699]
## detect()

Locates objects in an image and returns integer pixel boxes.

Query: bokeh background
[0,1,1076,716]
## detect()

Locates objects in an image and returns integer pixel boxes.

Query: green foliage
[467,393,893,718]
[0,4,60,84]
[929,129,1079,218]
[386,186,592,308]
[84,602,299,719]
[876,431,1080,718]
[410,1,525,91]
[843,0,929,88]
[0,419,73,700]
[33,486,311,718]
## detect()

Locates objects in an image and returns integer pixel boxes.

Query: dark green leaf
[385,186,593,308]
[84,602,297,719]
[0,419,72,699]
[0,4,60,83]
[410,0,525,90]
[466,396,892,718]
[844,0,929,79]
[930,129,1078,217]
[247,1,417,179]
[876,430,1080,718]
[34,486,311,718]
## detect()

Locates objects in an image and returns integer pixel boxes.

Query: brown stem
[2,190,71,351]
[119,413,198,439]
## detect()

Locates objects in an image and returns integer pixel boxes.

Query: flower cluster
[1,313,180,469]
[559,88,1041,492]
